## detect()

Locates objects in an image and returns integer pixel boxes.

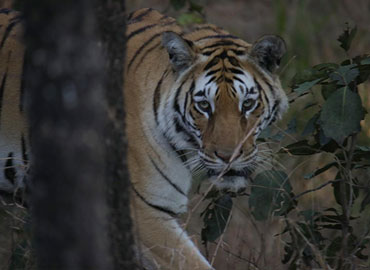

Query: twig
[292,179,343,200]
[210,208,233,266]
[339,134,357,265]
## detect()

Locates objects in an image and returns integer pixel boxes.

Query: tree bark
[95,1,137,269]
[23,1,111,269]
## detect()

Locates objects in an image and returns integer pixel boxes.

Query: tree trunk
[23,1,111,269]
[95,1,137,269]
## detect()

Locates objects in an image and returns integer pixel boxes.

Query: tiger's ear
[250,35,286,73]
[162,31,195,73]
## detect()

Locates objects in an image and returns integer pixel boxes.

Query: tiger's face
[190,64,262,180]
[162,32,288,191]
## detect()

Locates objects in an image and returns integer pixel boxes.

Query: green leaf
[313,63,339,72]
[299,209,320,222]
[201,195,232,243]
[286,118,297,134]
[189,0,203,13]
[258,126,284,141]
[170,0,186,10]
[302,113,319,136]
[360,188,370,212]
[321,83,337,100]
[291,67,327,88]
[293,78,322,94]
[249,170,295,221]
[329,64,359,86]
[337,24,357,52]
[318,129,331,146]
[361,57,370,65]
[333,174,359,207]
[319,87,364,144]
[281,140,320,155]
[353,146,370,161]
[326,236,342,265]
[303,162,337,180]
[177,12,204,25]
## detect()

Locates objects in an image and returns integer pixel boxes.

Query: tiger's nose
[215,150,241,163]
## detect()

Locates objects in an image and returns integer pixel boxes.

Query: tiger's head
[162,31,288,192]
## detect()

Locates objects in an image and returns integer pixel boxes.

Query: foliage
[276,25,369,269]
[169,0,205,25]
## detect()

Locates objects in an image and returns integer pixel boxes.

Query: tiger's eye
[197,100,211,111]
[242,99,256,112]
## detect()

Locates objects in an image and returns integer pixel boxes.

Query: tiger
[126,8,288,270]
[0,7,288,270]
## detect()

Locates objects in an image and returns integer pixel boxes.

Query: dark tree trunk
[23,1,111,269]
[95,1,137,269]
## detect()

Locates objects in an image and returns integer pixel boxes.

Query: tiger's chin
[207,169,250,194]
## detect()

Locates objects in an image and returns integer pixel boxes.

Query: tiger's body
[0,7,288,270]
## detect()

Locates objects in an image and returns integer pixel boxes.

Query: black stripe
[132,186,178,216]
[127,22,176,71]
[255,77,272,115]
[21,134,28,165]
[238,85,245,94]
[127,10,135,21]
[173,116,198,146]
[128,33,161,71]
[228,68,244,75]
[225,77,233,84]
[200,40,240,49]
[194,91,205,97]
[183,91,189,116]
[0,8,12,15]
[176,149,188,163]
[0,66,8,124]
[230,49,246,55]
[153,73,165,125]
[196,35,240,41]
[205,68,220,77]
[193,105,204,115]
[133,42,161,72]
[203,57,219,70]
[173,81,185,113]
[206,75,216,85]
[127,8,153,25]
[0,17,21,48]
[228,56,241,67]
[233,76,244,84]
[189,80,195,95]
[229,89,236,98]
[168,142,188,163]
[19,49,27,112]
[189,25,222,34]
[127,23,158,40]
[202,49,218,56]
[4,152,15,184]
[149,157,186,196]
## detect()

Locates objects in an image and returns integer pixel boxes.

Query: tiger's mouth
[207,168,250,178]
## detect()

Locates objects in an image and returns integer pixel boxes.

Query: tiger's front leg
[131,191,213,270]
